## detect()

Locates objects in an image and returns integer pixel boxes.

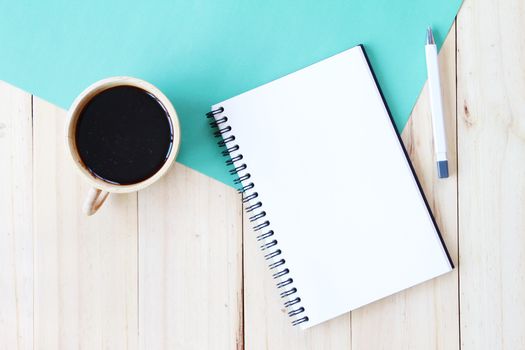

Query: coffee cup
[65,76,180,215]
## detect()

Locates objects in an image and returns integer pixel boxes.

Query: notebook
[207,45,453,329]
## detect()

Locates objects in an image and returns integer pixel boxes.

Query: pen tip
[426,27,435,45]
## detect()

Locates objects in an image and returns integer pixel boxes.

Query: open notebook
[207,45,453,329]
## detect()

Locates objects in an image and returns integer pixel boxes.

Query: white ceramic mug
[65,76,180,215]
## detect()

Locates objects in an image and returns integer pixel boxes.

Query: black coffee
[75,86,173,185]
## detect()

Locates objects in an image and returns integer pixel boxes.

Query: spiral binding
[206,107,309,327]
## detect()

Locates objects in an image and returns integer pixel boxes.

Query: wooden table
[1,0,524,348]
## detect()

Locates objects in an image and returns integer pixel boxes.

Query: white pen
[425,27,449,178]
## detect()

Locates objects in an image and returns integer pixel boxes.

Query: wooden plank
[457,0,525,348]
[138,163,243,349]
[0,81,33,350]
[243,212,352,349]
[351,23,459,349]
[32,97,138,349]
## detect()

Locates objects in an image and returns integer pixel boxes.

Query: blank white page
[211,45,453,329]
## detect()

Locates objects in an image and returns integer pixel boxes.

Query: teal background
[0,0,461,186]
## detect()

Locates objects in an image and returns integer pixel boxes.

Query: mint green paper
[0,0,461,186]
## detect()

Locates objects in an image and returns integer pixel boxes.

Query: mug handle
[82,187,110,216]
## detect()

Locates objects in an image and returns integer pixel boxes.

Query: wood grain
[138,163,243,350]
[3,0,525,347]
[32,97,138,349]
[457,0,525,348]
[0,81,33,350]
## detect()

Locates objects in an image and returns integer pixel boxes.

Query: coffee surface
[75,86,173,185]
